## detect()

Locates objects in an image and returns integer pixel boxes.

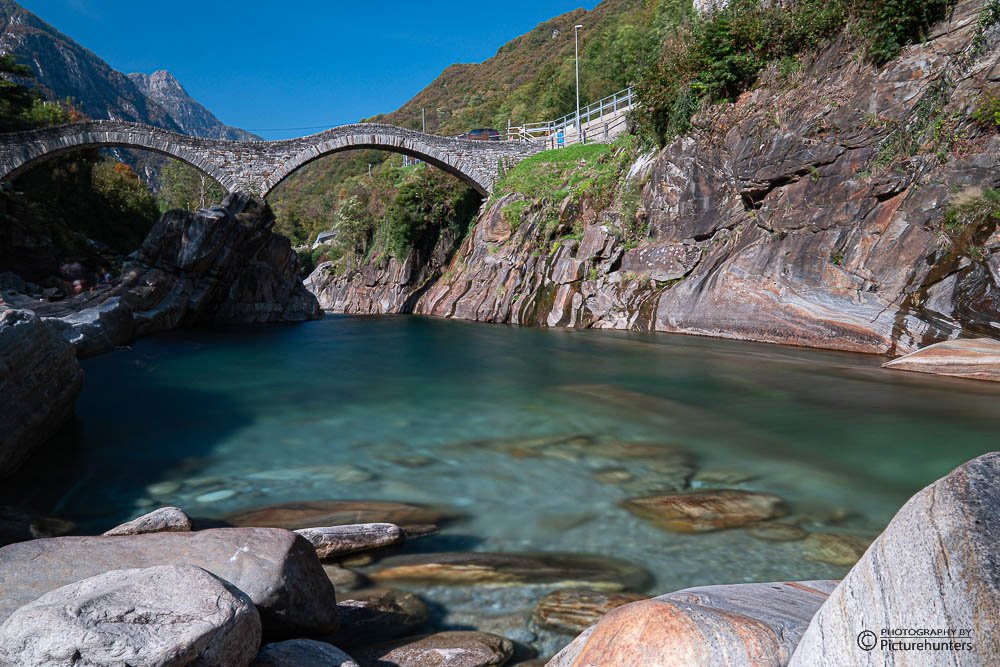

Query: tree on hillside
[158,160,226,212]
[0,54,41,131]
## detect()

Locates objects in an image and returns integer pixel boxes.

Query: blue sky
[19,1,600,139]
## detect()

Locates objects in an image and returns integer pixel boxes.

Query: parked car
[458,128,502,141]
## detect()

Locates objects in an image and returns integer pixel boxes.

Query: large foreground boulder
[0,565,261,667]
[0,527,337,637]
[547,581,838,667]
[0,308,84,478]
[789,452,1000,665]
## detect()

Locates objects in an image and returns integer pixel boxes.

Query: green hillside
[269,0,685,246]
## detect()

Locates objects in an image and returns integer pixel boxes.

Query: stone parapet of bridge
[0,120,545,197]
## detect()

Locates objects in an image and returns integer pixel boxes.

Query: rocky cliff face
[310,0,1000,356]
[19,193,322,357]
[0,1,255,140]
[306,227,462,314]
[0,308,83,478]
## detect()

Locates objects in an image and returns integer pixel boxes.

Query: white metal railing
[507,87,634,145]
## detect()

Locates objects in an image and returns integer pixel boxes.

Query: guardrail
[508,87,634,144]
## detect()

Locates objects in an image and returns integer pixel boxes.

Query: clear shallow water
[7,316,1000,593]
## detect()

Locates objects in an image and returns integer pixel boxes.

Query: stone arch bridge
[0,120,545,197]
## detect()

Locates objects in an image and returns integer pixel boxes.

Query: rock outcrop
[0,565,261,667]
[314,0,1000,357]
[882,337,1000,382]
[0,527,338,637]
[102,506,193,536]
[0,308,84,478]
[305,225,462,313]
[547,581,838,667]
[37,193,321,357]
[789,451,1000,666]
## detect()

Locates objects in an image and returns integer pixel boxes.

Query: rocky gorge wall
[309,0,1000,356]
[0,193,321,477]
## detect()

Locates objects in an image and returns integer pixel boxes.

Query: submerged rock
[0,565,261,667]
[369,552,650,592]
[0,309,84,478]
[0,527,337,637]
[790,452,1000,666]
[801,532,871,566]
[533,589,649,634]
[324,564,367,591]
[0,507,74,547]
[252,639,359,667]
[326,588,430,647]
[548,581,838,667]
[883,338,1000,382]
[623,489,786,532]
[295,523,404,560]
[745,522,809,542]
[102,506,193,536]
[351,631,514,667]
[226,499,455,532]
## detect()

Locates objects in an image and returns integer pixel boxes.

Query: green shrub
[636,0,958,145]
[973,91,1000,130]
[942,188,1000,260]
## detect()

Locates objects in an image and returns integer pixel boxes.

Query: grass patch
[941,188,1000,261]
[493,135,638,236]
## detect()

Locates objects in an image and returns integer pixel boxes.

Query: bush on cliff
[636,0,960,145]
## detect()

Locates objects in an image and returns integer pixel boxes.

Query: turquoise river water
[6,316,999,594]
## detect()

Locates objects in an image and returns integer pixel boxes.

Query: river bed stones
[745,522,809,542]
[548,580,838,667]
[325,564,367,591]
[102,506,193,536]
[350,631,514,667]
[296,523,404,559]
[326,588,430,647]
[0,527,338,636]
[369,552,650,592]
[533,589,649,634]
[252,639,359,667]
[0,565,261,667]
[226,500,455,532]
[801,532,871,566]
[623,489,787,532]
[791,452,1000,665]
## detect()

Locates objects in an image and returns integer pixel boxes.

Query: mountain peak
[0,1,257,141]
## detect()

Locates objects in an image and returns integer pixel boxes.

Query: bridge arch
[0,120,543,200]
[0,121,238,191]
[260,124,499,198]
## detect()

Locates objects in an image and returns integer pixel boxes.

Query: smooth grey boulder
[252,639,359,667]
[0,565,261,667]
[0,527,338,637]
[103,506,193,536]
[790,452,1000,666]
[295,523,403,559]
[0,309,84,478]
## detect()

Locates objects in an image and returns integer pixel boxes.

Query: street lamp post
[574,24,583,143]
